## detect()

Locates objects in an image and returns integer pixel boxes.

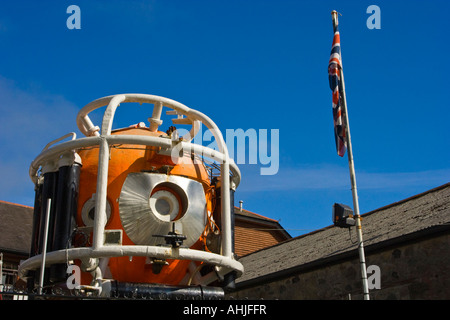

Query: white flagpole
[331,10,370,300]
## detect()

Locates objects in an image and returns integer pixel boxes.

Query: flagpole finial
[331,10,342,21]
[331,10,340,30]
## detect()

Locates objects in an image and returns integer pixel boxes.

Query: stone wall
[228,233,450,300]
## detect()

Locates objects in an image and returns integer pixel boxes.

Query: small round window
[81,194,112,227]
[149,184,187,222]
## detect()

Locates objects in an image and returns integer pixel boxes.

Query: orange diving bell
[75,126,212,286]
[20,94,243,299]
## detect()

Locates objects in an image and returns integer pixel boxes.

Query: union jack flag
[328,25,347,157]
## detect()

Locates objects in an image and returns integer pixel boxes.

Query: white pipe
[29,135,241,188]
[180,141,241,189]
[81,115,100,137]
[18,245,244,280]
[29,135,173,183]
[76,94,191,137]
[38,198,52,295]
[92,137,109,250]
[92,95,128,249]
[187,120,201,142]
[187,262,203,285]
[149,101,163,132]
[41,132,76,153]
[186,109,232,259]
[101,95,126,136]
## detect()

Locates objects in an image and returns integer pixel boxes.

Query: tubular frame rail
[19,94,243,288]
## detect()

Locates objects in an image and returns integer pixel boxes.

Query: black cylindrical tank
[33,170,58,289]
[30,183,43,257]
[112,282,224,300]
[50,163,81,283]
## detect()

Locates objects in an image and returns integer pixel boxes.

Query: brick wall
[234,221,287,257]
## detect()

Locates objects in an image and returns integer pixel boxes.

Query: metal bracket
[153,224,187,248]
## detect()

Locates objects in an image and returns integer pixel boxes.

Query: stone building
[230,183,450,300]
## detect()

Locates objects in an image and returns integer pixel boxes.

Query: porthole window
[149,186,184,222]
[81,194,112,227]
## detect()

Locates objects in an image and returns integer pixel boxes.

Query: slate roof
[236,183,450,286]
[234,207,279,222]
[0,200,34,255]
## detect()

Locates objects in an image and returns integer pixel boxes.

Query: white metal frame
[19,94,243,284]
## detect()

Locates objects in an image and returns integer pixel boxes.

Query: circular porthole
[149,186,183,222]
[81,194,112,227]
[119,173,206,247]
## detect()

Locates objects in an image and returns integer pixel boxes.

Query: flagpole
[331,10,370,300]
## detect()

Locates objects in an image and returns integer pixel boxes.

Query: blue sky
[0,1,449,237]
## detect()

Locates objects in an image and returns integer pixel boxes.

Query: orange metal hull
[75,127,211,285]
